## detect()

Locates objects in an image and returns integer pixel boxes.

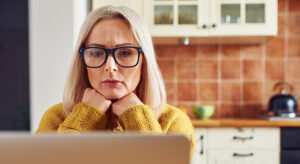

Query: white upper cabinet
[144,0,277,37]
[92,0,277,44]
[144,0,210,37]
[210,0,277,36]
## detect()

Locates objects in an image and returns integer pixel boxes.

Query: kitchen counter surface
[191,118,300,127]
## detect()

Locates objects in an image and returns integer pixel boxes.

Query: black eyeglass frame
[79,46,143,68]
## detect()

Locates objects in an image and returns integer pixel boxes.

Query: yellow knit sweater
[36,102,195,157]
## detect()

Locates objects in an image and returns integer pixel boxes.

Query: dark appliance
[268,82,298,118]
[281,127,300,164]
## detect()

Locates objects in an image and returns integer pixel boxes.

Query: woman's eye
[119,50,132,56]
[90,51,103,56]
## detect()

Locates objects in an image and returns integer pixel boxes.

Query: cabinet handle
[233,153,254,157]
[200,135,204,155]
[202,24,207,29]
[233,136,253,140]
[212,23,217,28]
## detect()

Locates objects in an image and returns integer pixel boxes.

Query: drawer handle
[233,136,253,140]
[200,135,204,155]
[233,153,254,157]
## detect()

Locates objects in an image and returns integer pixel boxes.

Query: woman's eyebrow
[87,43,105,47]
[115,43,135,47]
[87,43,135,47]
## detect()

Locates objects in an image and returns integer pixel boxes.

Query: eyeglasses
[79,46,143,68]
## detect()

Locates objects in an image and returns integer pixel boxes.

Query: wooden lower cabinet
[191,127,280,164]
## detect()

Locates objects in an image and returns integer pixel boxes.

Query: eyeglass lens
[83,47,139,67]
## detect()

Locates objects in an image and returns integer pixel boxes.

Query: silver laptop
[0,132,190,164]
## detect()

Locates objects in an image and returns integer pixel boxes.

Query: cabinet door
[208,128,280,150]
[92,0,144,18]
[208,150,279,164]
[191,128,207,164]
[209,0,277,36]
[144,0,209,37]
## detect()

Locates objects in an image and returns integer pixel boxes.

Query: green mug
[192,105,215,120]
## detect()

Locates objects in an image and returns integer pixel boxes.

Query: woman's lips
[103,80,122,87]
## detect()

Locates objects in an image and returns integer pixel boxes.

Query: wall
[155,0,300,119]
[29,0,89,132]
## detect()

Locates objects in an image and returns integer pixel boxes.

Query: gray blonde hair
[63,6,166,118]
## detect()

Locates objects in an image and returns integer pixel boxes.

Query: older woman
[36,6,195,156]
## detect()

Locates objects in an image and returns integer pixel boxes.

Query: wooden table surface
[191,118,300,127]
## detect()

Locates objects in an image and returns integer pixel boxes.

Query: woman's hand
[82,88,112,113]
[112,92,144,117]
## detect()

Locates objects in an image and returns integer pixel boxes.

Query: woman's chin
[105,95,122,100]
[101,91,126,100]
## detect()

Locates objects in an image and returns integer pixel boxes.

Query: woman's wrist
[111,93,143,117]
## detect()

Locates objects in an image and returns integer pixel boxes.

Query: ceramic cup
[192,105,215,120]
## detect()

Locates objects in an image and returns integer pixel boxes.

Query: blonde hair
[63,6,166,118]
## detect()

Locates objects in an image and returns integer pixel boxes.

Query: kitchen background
[0,0,300,131]
[155,0,300,119]
[0,1,298,163]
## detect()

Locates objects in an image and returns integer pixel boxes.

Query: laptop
[0,132,190,164]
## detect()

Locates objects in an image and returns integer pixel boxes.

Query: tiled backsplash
[155,0,300,119]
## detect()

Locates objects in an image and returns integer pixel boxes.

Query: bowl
[192,105,215,120]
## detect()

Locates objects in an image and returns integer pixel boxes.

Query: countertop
[191,118,300,127]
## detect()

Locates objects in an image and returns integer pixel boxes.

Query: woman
[36,6,195,156]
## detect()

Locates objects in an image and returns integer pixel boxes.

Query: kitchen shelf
[192,118,300,127]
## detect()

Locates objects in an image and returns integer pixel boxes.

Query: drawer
[207,128,280,150]
[208,150,279,164]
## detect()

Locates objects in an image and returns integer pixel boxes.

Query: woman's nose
[104,55,118,72]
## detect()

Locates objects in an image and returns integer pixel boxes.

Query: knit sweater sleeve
[119,105,163,133]
[118,104,195,157]
[158,105,195,158]
[36,102,108,134]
